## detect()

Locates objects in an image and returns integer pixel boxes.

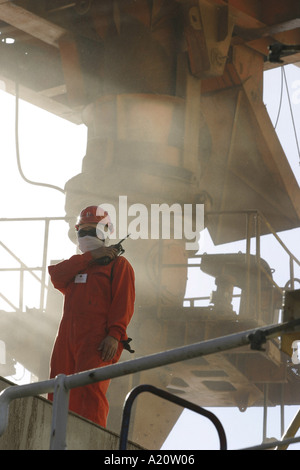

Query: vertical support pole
[19,267,24,312]
[280,384,285,437]
[263,383,268,443]
[157,237,164,319]
[40,218,49,311]
[289,256,295,290]
[255,213,261,321]
[245,212,252,257]
[245,212,253,318]
[50,374,70,450]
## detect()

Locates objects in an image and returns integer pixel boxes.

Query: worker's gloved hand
[90,246,119,261]
[98,335,118,362]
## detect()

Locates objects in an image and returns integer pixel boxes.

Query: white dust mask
[78,235,107,253]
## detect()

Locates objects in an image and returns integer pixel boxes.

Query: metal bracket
[248,330,267,351]
[268,43,300,63]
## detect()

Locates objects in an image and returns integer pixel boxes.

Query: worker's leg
[48,329,74,402]
[69,378,111,427]
[70,336,123,427]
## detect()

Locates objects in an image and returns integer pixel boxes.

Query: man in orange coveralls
[48,205,135,427]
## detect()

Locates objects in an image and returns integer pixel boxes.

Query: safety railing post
[119,384,227,450]
[50,374,70,450]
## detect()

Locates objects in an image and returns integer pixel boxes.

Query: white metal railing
[0,216,69,312]
[0,319,299,450]
[239,435,300,450]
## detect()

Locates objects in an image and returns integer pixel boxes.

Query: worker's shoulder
[113,255,134,272]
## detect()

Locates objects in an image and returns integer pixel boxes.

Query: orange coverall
[48,251,135,427]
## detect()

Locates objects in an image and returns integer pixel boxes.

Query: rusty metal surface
[0,1,298,239]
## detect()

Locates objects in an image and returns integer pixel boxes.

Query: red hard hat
[75,205,114,233]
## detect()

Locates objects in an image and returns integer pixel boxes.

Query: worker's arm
[48,252,93,293]
[48,246,118,293]
[98,257,135,361]
[106,257,135,342]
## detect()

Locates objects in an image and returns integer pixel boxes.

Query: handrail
[206,210,300,267]
[0,319,299,449]
[239,435,300,450]
[194,210,300,321]
[0,241,43,284]
[0,216,70,311]
[257,211,300,267]
[119,384,227,450]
